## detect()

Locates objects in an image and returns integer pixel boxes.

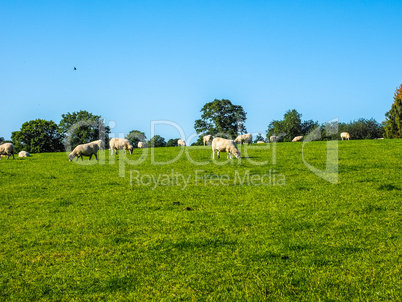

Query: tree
[149,135,166,147]
[266,109,318,142]
[126,130,147,148]
[194,99,247,139]
[58,110,110,149]
[166,138,180,147]
[348,118,384,139]
[384,84,402,138]
[0,137,4,144]
[253,133,265,143]
[11,119,63,153]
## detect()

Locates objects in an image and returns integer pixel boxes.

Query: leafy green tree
[149,135,166,147]
[126,130,147,148]
[166,138,180,147]
[11,119,63,153]
[194,99,247,139]
[253,133,265,143]
[0,137,4,144]
[58,110,110,149]
[266,109,318,142]
[348,118,384,139]
[384,84,402,138]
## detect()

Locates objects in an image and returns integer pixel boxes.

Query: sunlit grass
[0,140,401,301]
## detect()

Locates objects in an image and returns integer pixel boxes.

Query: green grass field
[1,140,401,301]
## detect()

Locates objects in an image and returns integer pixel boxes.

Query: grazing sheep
[68,142,99,161]
[212,137,241,159]
[270,136,278,142]
[138,142,148,148]
[109,138,133,155]
[91,139,105,150]
[340,132,350,140]
[18,151,30,157]
[292,136,303,142]
[0,143,15,160]
[177,139,186,146]
[234,133,253,145]
[257,141,265,144]
[203,135,214,146]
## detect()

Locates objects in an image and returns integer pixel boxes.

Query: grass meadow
[0,139,401,301]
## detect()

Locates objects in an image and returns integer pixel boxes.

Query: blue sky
[1,0,401,142]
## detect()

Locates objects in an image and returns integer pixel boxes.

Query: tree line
[2,84,402,153]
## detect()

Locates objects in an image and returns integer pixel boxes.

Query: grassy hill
[1,140,401,301]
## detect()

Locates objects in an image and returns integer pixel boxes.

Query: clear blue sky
[1,0,401,142]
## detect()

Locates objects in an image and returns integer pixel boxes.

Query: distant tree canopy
[58,110,110,149]
[126,130,147,148]
[266,109,318,142]
[384,84,402,138]
[149,135,166,148]
[253,133,265,143]
[11,119,63,153]
[194,99,247,139]
[321,118,384,140]
[166,138,180,147]
[0,137,4,144]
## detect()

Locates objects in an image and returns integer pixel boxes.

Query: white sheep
[257,141,265,144]
[234,133,253,145]
[91,139,105,150]
[212,137,241,159]
[292,136,303,142]
[340,132,350,140]
[203,135,214,146]
[138,142,148,148]
[109,138,133,155]
[18,151,30,157]
[0,143,15,160]
[68,142,99,161]
[270,135,278,142]
[177,139,186,146]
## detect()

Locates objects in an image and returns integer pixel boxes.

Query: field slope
[0,140,401,301]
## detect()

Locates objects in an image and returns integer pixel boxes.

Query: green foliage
[11,119,63,153]
[347,118,384,139]
[149,135,166,147]
[384,84,402,138]
[0,141,401,300]
[267,109,318,142]
[58,110,110,149]
[126,130,147,148]
[0,137,4,144]
[320,119,384,140]
[253,133,265,143]
[194,99,247,139]
[166,138,180,147]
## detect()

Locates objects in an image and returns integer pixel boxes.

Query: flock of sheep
[0,132,352,161]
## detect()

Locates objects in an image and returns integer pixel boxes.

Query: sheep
[257,141,265,144]
[138,142,148,148]
[292,136,303,142]
[68,142,99,161]
[203,135,214,146]
[178,139,186,146]
[18,151,30,157]
[340,132,350,140]
[270,135,278,142]
[109,138,133,155]
[234,133,253,145]
[212,137,241,159]
[91,139,105,150]
[0,143,15,160]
